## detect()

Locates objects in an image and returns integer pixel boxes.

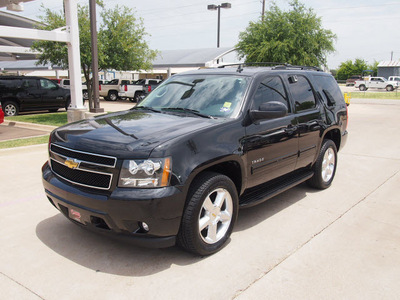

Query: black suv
[42,65,348,255]
[0,76,70,116]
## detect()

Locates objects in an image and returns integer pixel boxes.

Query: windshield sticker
[220,102,232,112]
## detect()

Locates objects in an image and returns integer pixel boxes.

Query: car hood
[52,109,217,158]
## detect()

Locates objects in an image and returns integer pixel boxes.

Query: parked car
[56,78,88,100]
[42,65,348,256]
[0,76,70,116]
[99,79,134,101]
[345,75,362,86]
[119,78,163,102]
[354,76,399,91]
[0,103,4,124]
[388,76,400,83]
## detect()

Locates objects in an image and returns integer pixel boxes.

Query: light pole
[207,3,231,48]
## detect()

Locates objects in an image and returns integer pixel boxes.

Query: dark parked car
[42,65,348,255]
[0,76,71,116]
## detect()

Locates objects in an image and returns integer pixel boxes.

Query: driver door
[40,78,64,108]
[243,76,298,189]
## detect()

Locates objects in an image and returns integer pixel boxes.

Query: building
[377,61,400,79]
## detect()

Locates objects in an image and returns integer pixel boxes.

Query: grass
[0,135,49,149]
[346,92,400,99]
[5,112,68,127]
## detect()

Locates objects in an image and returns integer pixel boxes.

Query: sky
[2,0,400,69]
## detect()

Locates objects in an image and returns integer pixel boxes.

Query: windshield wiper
[161,107,214,119]
[133,106,162,113]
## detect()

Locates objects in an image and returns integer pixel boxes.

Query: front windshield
[139,74,250,118]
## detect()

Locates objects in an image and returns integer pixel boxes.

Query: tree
[99,6,156,72]
[336,59,377,80]
[31,3,157,108]
[236,0,336,67]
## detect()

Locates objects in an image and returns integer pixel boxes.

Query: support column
[64,0,86,123]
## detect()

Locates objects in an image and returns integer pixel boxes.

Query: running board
[239,170,314,208]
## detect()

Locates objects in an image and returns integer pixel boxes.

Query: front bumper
[42,162,185,248]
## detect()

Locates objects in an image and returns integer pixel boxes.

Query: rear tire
[134,91,144,102]
[108,91,118,101]
[359,85,366,91]
[386,85,394,91]
[3,101,19,116]
[178,172,238,256]
[307,139,338,190]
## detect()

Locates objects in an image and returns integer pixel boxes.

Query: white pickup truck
[388,76,400,83]
[354,77,399,91]
[119,78,163,102]
[56,79,89,100]
[99,79,134,101]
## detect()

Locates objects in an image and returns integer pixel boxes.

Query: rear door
[18,78,42,110]
[285,74,322,169]
[243,75,298,188]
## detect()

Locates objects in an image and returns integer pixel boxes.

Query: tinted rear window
[313,74,344,106]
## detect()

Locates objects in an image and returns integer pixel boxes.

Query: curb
[2,120,57,133]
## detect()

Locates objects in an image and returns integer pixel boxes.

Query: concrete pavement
[0,102,399,299]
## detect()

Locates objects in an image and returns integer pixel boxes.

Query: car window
[134,79,145,85]
[0,78,21,89]
[22,79,37,89]
[40,79,58,90]
[287,75,316,112]
[313,74,344,107]
[251,76,289,112]
[108,79,119,85]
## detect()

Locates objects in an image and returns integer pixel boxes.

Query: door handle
[285,125,298,135]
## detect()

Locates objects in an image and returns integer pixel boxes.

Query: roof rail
[217,62,322,73]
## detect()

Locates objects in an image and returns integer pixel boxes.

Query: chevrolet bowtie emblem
[64,158,79,169]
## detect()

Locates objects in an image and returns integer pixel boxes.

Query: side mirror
[250,101,288,122]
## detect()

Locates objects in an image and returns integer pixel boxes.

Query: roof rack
[218,62,322,73]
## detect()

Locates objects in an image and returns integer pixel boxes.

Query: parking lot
[1,100,400,299]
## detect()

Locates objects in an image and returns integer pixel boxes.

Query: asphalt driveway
[0,101,399,299]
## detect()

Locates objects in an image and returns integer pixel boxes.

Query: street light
[207,3,231,48]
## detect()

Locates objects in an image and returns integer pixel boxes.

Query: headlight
[118,158,171,188]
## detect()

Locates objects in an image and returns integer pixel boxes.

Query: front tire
[178,172,238,256]
[3,101,19,116]
[307,139,338,189]
[65,98,71,111]
[83,90,89,100]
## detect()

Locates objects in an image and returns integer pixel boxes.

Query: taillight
[148,85,151,92]
[99,85,101,91]
[124,85,127,92]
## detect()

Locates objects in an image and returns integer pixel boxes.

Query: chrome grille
[50,144,117,190]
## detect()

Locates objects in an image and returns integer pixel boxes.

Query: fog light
[139,221,149,232]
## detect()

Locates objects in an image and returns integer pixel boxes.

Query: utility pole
[261,0,266,22]
[391,51,393,61]
[89,0,104,113]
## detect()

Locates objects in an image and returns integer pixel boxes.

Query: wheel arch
[322,128,341,152]
[184,159,244,201]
